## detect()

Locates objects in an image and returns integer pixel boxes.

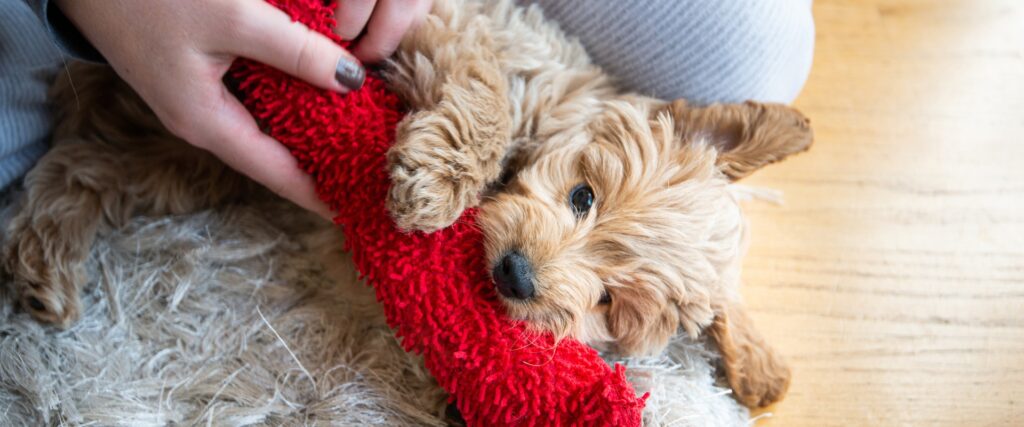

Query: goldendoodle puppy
[3,0,811,409]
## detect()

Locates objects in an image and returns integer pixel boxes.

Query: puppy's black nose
[492,251,535,300]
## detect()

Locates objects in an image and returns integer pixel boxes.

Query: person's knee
[631,0,816,104]
[701,0,816,104]
[524,0,816,104]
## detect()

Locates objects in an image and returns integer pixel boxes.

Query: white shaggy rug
[0,194,749,426]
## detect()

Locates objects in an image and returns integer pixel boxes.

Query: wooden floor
[742,1,1024,425]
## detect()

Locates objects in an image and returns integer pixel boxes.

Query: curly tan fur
[666,99,814,181]
[706,302,793,408]
[3,0,811,409]
[2,64,256,327]
[383,0,811,408]
[476,99,809,409]
[383,0,615,232]
[385,1,512,231]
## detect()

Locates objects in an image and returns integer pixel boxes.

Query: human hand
[55,0,432,219]
[335,0,434,63]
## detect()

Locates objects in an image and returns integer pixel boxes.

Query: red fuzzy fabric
[231,1,647,425]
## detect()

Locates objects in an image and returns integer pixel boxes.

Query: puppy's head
[479,99,812,355]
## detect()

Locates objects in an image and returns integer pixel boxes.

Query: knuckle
[293,30,324,77]
[364,36,402,62]
[218,1,254,40]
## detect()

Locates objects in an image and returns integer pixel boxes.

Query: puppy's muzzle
[492,250,535,300]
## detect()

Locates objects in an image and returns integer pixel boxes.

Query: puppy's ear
[666,100,813,180]
[706,301,792,408]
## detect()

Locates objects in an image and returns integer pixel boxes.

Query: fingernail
[335,56,365,91]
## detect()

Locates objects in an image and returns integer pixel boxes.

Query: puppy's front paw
[386,113,487,233]
[726,353,792,408]
[4,221,84,328]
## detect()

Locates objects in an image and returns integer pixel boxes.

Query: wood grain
[741,0,1024,425]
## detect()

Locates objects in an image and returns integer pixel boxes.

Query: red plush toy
[232,1,647,425]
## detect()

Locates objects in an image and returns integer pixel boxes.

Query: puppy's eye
[598,291,611,305]
[569,184,594,217]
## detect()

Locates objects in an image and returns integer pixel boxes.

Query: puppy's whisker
[510,328,543,352]
[508,320,538,346]
[521,337,559,367]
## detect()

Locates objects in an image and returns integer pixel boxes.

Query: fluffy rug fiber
[0,193,749,426]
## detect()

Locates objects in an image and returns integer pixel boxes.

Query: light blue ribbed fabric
[0,0,63,189]
[520,0,816,104]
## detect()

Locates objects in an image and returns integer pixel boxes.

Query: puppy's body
[3,0,810,409]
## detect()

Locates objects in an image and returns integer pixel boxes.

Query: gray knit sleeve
[22,0,104,62]
[519,0,815,105]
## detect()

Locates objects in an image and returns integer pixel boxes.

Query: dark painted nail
[335,56,365,91]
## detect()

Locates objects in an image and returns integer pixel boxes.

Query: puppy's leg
[385,4,512,232]
[3,143,112,326]
[3,140,249,327]
[705,302,792,408]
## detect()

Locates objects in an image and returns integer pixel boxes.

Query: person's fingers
[228,1,365,92]
[351,0,431,63]
[334,0,377,40]
[191,85,334,220]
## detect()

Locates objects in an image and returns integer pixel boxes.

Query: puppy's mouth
[501,299,578,341]
[488,251,580,340]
